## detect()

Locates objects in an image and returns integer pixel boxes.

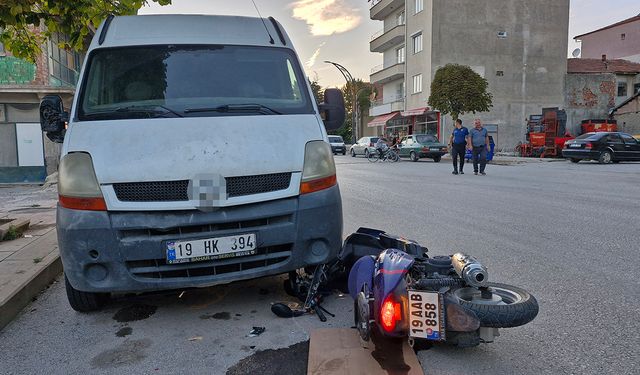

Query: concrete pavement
[0,186,59,330]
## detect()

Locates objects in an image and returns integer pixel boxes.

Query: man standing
[470,119,490,175]
[448,119,470,175]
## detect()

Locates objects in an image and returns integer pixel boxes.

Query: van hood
[65,115,323,184]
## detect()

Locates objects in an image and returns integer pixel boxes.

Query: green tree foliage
[338,79,373,141]
[0,0,172,62]
[428,64,493,121]
[308,77,324,105]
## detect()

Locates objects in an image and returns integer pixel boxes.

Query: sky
[140,0,640,88]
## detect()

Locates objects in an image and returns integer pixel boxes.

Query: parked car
[562,132,640,163]
[349,136,379,157]
[328,135,346,155]
[38,14,346,312]
[398,134,448,162]
[633,134,640,142]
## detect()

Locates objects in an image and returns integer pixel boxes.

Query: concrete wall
[580,20,640,63]
[0,122,17,167]
[431,0,570,150]
[564,73,616,136]
[613,95,640,135]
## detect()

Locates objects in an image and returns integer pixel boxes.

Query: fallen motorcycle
[346,228,539,348]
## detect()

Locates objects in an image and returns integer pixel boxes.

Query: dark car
[562,132,640,164]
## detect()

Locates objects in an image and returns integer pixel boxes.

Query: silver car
[349,136,379,157]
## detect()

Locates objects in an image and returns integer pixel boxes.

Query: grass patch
[3,226,21,241]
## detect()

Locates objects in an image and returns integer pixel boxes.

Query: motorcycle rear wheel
[450,282,539,328]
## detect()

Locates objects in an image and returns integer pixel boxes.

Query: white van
[40,15,345,311]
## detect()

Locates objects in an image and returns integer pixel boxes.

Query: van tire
[65,275,108,312]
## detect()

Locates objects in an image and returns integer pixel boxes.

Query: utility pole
[325,61,357,143]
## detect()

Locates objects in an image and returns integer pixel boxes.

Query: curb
[0,235,62,331]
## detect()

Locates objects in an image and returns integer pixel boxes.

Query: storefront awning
[367,111,400,128]
[401,107,429,117]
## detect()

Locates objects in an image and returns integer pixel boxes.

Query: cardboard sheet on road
[308,328,423,375]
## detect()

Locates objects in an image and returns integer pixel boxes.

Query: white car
[349,136,380,157]
[329,135,346,155]
[39,14,345,312]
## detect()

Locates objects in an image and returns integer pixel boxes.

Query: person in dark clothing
[448,119,470,175]
[470,119,490,175]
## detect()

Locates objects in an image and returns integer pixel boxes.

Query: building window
[48,33,82,86]
[412,74,422,94]
[496,71,504,76]
[414,0,423,14]
[635,83,640,94]
[621,33,626,40]
[617,82,628,97]
[412,33,423,54]
[396,46,405,64]
[397,11,405,26]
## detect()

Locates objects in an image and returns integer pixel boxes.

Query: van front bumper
[58,185,342,293]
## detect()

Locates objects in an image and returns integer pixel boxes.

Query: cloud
[306,41,327,68]
[291,0,362,36]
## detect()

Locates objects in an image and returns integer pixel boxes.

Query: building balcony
[370,0,405,21]
[370,24,405,53]
[370,62,405,85]
[369,97,405,117]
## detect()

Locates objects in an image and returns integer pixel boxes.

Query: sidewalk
[0,192,60,330]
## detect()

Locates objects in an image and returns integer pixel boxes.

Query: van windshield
[77,45,314,121]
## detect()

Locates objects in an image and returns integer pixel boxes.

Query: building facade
[367,0,569,150]
[0,31,80,183]
[565,58,640,135]
[575,14,640,63]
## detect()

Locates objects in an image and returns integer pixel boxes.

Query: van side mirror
[40,95,68,143]
[319,88,345,131]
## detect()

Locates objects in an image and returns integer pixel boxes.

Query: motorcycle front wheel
[449,282,539,328]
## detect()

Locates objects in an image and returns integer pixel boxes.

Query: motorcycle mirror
[271,303,305,318]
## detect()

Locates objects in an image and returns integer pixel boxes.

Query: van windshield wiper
[184,104,282,115]
[114,104,184,118]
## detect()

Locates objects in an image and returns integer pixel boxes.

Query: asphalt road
[1,156,639,375]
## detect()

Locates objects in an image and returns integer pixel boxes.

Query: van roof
[91,15,293,50]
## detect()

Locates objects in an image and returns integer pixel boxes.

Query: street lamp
[325,60,358,143]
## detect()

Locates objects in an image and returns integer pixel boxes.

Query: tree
[428,64,493,121]
[0,0,171,62]
[338,79,373,141]
[308,77,324,105]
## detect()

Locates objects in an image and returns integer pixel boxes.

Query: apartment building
[367,0,569,150]
[575,14,640,63]
[0,31,80,183]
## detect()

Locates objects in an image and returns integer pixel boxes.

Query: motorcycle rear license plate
[407,290,446,341]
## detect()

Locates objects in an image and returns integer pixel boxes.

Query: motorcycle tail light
[380,296,402,332]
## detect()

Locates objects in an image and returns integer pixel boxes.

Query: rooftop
[574,13,640,39]
[567,58,640,74]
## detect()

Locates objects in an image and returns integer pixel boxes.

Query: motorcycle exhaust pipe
[451,253,488,287]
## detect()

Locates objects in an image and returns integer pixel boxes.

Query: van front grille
[113,173,292,202]
[226,173,292,198]
[113,180,189,202]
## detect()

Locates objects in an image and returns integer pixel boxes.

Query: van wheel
[342,150,346,155]
[65,275,108,312]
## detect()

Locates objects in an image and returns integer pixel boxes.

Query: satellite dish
[572,48,581,58]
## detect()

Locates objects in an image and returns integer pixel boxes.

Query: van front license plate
[407,290,446,341]
[166,233,257,264]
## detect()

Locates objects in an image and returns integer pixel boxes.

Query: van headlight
[300,141,337,194]
[58,153,107,211]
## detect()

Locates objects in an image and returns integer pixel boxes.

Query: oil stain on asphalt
[90,339,152,369]
[226,341,309,375]
[112,304,157,322]
[199,312,231,320]
[115,327,133,337]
